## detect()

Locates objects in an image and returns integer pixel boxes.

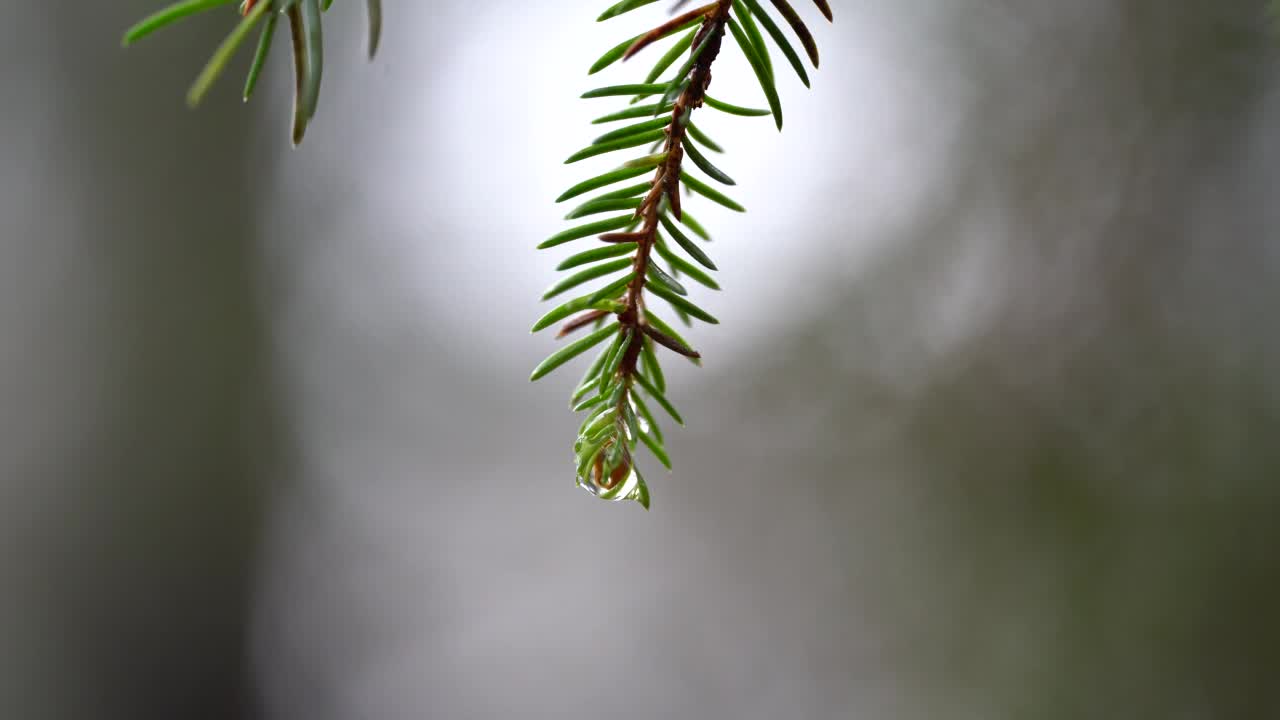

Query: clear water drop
[575,452,649,508]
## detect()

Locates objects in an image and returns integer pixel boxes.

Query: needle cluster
[123,0,381,144]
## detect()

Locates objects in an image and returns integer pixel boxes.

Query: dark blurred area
[1,2,274,718]
[2,1,1279,719]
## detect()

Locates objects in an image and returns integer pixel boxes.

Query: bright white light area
[325,0,948,367]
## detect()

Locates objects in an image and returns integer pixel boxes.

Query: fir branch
[534,0,833,508]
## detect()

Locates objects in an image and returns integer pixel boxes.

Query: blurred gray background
[3,1,1280,718]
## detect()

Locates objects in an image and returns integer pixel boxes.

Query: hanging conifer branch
[121,0,381,145]
[532,0,833,508]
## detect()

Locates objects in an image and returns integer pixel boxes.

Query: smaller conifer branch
[122,0,381,144]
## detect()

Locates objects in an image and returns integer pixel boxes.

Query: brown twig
[607,0,732,422]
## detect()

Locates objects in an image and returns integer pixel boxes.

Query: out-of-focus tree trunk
[0,3,277,718]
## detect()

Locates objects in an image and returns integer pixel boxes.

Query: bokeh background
[3,1,1280,718]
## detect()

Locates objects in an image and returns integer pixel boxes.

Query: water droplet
[576,445,648,507]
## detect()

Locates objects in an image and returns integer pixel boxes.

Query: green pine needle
[188,0,272,108]
[123,0,237,46]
